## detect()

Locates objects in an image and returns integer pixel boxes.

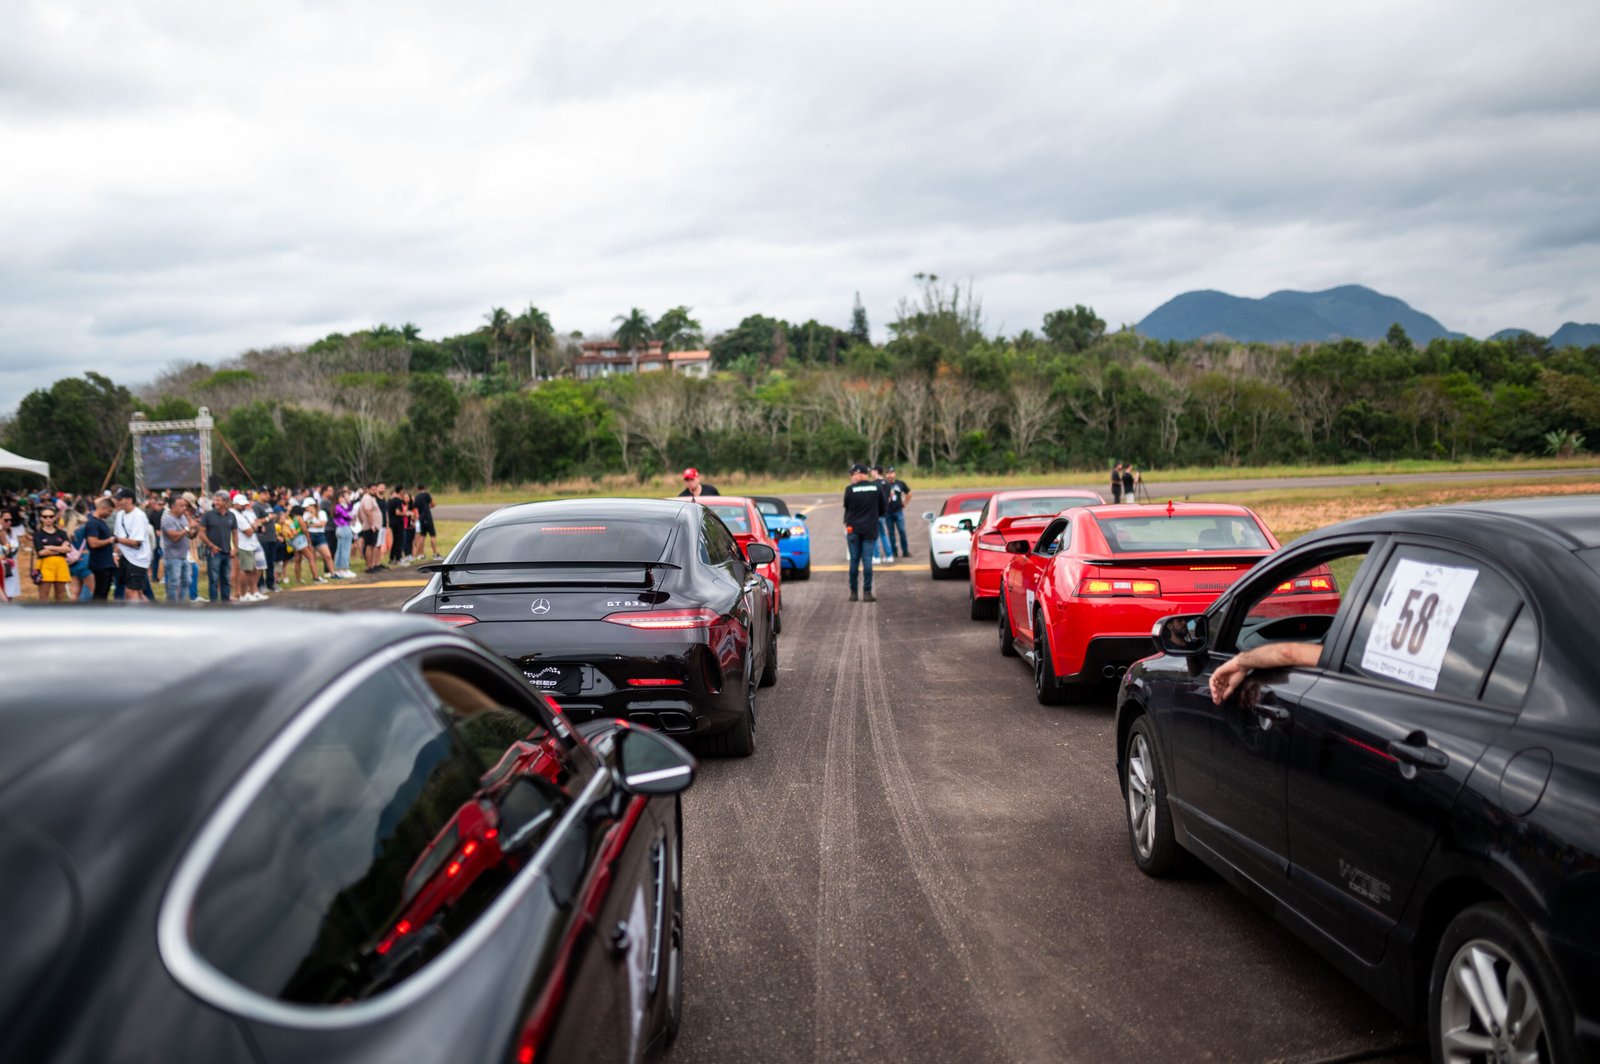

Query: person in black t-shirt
[413,484,439,559]
[84,497,118,601]
[32,507,72,602]
[842,463,885,602]
[679,468,720,497]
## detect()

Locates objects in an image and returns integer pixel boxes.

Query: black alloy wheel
[1124,716,1182,876]
[1430,903,1574,1064]
[969,581,996,620]
[998,592,1018,657]
[1033,611,1066,705]
[701,664,757,757]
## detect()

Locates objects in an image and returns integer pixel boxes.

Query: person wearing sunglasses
[31,508,73,602]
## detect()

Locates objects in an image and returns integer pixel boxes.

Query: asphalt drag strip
[670,520,1424,1064]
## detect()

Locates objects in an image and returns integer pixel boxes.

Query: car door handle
[1387,736,1449,771]
[1254,689,1289,726]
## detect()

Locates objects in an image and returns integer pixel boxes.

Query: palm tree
[515,304,556,379]
[612,308,654,355]
[654,305,704,353]
[400,322,422,342]
[483,307,512,368]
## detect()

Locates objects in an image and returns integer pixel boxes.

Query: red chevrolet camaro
[997,501,1341,703]
[689,495,784,626]
[966,488,1104,619]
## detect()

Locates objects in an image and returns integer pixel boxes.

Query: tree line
[3,277,1596,491]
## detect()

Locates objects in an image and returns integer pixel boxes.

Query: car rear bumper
[1062,635,1162,683]
[463,621,750,737]
[780,544,810,569]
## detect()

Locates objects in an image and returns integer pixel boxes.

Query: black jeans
[91,566,116,600]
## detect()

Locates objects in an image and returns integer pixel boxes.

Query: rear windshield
[460,518,673,564]
[754,499,788,517]
[1099,515,1270,553]
[705,506,751,533]
[996,496,1096,519]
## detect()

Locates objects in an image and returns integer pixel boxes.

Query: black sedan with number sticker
[404,498,777,758]
[1114,496,1600,1064]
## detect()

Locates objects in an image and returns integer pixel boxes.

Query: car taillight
[604,608,721,629]
[1272,576,1337,595]
[977,533,1008,552]
[627,677,684,686]
[1077,578,1163,597]
[430,614,478,626]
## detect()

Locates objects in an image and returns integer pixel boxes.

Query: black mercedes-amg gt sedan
[403,498,777,757]
[1116,496,1600,1063]
[0,611,695,1064]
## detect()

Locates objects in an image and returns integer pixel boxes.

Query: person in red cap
[678,468,720,498]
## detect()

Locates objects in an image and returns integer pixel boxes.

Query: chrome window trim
[157,632,610,1030]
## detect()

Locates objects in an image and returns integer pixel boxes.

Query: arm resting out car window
[1209,642,1322,705]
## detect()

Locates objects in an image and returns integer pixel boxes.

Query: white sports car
[922,489,1000,579]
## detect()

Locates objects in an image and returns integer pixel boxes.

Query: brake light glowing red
[462,840,479,857]
[604,608,720,629]
[539,526,607,534]
[627,677,685,686]
[1272,575,1337,595]
[430,614,478,626]
[1078,578,1162,597]
[446,860,462,878]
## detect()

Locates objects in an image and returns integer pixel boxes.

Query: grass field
[433,456,1596,507]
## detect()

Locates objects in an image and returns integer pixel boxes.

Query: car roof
[0,612,444,793]
[1330,494,1600,551]
[991,488,1102,499]
[481,497,694,527]
[1087,502,1259,518]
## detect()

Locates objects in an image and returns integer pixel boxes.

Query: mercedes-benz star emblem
[531,598,552,615]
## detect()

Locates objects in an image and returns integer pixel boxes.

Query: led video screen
[139,433,203,489]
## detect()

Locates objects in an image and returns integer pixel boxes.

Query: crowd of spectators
[0,482,439,605]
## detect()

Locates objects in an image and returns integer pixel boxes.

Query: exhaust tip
[1102,665,1118,678]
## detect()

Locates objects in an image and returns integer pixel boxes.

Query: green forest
[4,278,1597,490]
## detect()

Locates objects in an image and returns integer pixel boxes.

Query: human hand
[1209,658,1247,704]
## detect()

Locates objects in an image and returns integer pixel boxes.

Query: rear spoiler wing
[417,559,682,590]
[992,514,1056,534]
[1082,554,1269,568]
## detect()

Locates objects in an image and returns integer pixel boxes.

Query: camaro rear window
[461,519,672,564]
[996,496,1096,519]
[1099,515,1270,553]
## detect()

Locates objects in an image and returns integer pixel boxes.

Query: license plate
[522,663,586,695]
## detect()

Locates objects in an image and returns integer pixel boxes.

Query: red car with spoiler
[967,489,1104,619]
[997,501,1341,703]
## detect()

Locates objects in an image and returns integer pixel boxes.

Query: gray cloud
[2,0,1598,413]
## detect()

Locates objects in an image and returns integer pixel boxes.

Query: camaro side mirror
[1005,539,1030,554]
[1153,614,1208,656]
[921,511,935,522]
[615,727,697,796]
[745,543,777,565]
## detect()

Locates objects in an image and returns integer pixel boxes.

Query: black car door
[702,510,765,680]
[1282,539,1522,966]
[1179,538,1379,890]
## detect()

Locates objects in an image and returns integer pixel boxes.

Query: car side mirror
[921,511,935,522]
[958,518,975,531]
[796,512,806,521]
[745,542,777,565]
[1154,614,1208,656]
[615,727,697,796]
[1005,539,1029,554]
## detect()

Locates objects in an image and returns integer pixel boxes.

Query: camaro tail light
[977,532,1009,552]
[1078,578,1162,597]
[604,608,721,629]
[430,614,478,626]
[1272,575,1337,595]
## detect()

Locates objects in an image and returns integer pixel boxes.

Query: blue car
[753,496,811,580]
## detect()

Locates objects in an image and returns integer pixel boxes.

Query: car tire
[1033,611,1066,704]
[1429,903,1575,1064]
[701,669,756,758]
[1124,717,1183,876]
[792,563,810,581]
[759,628,778,687]
[998,592,1018,657]
[969,582,996,620]
[929,551,947,580]
[774,609,782,635]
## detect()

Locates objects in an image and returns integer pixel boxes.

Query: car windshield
[460,518,673,564]
[705,506,751,533]
[997,496,1096,519]
[1098,515,1270,553]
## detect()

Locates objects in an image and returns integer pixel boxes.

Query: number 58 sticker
[1360,559,1478,690]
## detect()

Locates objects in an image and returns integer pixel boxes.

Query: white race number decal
[1359,558,1478,690]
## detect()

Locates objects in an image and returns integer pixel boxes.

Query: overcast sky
[3,0,1598,414]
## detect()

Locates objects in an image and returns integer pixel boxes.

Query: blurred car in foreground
[922,489,999,579]
[0,611,696,1064]
[1115,496,1600,1063]
[753,495,810,580]
[966,488,1103,618]
[405,498,777,757]
[999,501,1335,702]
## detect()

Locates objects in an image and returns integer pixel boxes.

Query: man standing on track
[1110,462,1124,504]
[843,463,885,603]
[414,483,439,559]
[679,468,720,497]
[883,467,911,560]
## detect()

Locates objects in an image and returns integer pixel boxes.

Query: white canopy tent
[0,446,50,479]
